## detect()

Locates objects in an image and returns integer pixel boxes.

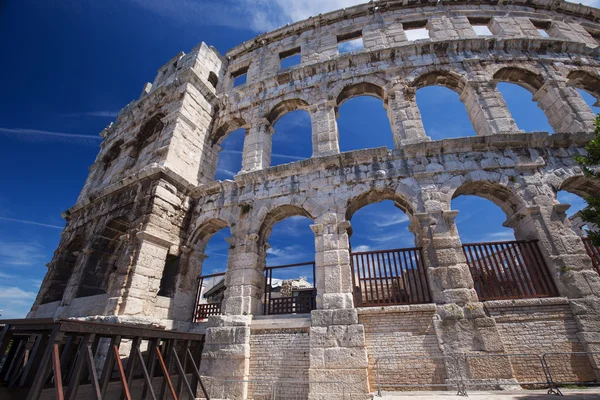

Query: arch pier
[21,1,600,399]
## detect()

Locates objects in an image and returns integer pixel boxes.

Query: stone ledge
[484,297,570,310]
[250,314,312,330]
[356,303,437,315]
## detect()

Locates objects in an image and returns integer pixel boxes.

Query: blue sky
[1,0,598,318]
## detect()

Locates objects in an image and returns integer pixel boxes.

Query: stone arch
[345,188,416,221]
[410,70,467,94]
[451,180,526,219]
[212,117,248,146]
[558,175,600,200]
[492,67,545,93]
[41,235,85,304]
[188,217,231,251]
[267,98,310,125]
[335,82,387,108]
[258,204,314,250]
[76,217,131,298]
[567,70,600,104]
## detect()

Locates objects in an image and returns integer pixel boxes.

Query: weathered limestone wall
[358,305,443,389]
[247,328,310,399]
[487,298,597,384]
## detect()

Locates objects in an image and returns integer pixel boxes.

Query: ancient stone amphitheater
[4,1,600,399]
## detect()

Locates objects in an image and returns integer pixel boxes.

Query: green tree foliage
[574,115,600,246]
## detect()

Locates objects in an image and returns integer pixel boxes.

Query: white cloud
[0,217,64,230]
[353,245,372,252]
[568,0,600,7]
[124,0,370,32]
[0,287,37,319]
[0,127,101,144]
[338,38,364,53]
[0,241,47,266]
[374,214,410,227]
[61,111,119,118]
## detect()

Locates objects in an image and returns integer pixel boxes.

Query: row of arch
[211,66,600,179]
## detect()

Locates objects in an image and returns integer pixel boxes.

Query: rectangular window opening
[337,30,364,54]
[232,66,249,87]
[531,20,552,38]
[158,255,180,298]
[468,17,493,36]
[403,21,429,41]
[280,47,302,69]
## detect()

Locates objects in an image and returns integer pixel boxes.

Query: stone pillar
[311,213,353,310]
[412,208,507,359]
[461,81,521,136]
[533,79,596,133]
[309,213,370,399]
[116,231,173,317]
[310,101,340,157]
[170,247,207,322]
[241,119,272,172]
[221,233,264,316]
[506,201,600,357]
[387,86,429,147]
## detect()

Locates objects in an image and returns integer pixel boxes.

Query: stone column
[170,247,207,322]
[310,101,340,157]
[309,213,370,399]
[533,79,596,133]
[387,86,429,147]
[461,81,521,136]
[221,233,264,316]
[116,231,173,317]
[412,208,507,358]
[311,213,353,310]
[506,202,600,358]
[241,119,272,172]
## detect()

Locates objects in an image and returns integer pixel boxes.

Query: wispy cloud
[0,286,37,319]
[124,0,368,32]
[61,111,119,118]
[0,127,101,144]
[374,214,409,227]
[0,241,47,266]
[0,217,64,230]
[353,244,372,252]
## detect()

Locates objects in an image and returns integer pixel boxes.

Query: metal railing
[582,237,600,276]
[463,240,558,301]
[194,272,226,322]
[351,247,431,307]
[263,262,316,316]
[0,319,207,400]
[374,351,600,396]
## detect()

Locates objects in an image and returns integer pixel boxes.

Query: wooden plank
[52,343,65,400]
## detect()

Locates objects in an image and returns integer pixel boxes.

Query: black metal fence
[463,240,558,301]
[351,247,431,307]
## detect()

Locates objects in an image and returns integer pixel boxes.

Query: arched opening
[494,67,553,133]
[213,118,248,180]
[76,217,130,298]
[557,176,600,270]
[259,205,315,315]
[41,236,84,304]
[268,100,312,167]
[346,191,430,306]
[128,113,165,167]
[451,181,557,301]
[192,219,231,321]
[336,83,394,151]
[567,71,600,111]
[215,128,245,180]
[413,72,476,140]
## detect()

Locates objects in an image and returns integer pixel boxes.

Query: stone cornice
[225,0,600,59]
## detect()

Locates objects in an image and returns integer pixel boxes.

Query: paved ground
[377,388,600,399]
